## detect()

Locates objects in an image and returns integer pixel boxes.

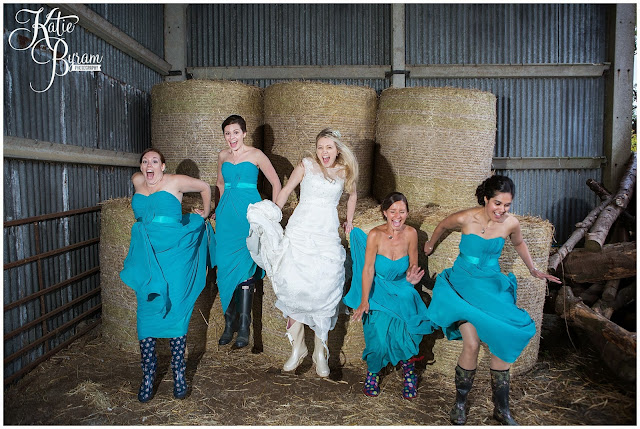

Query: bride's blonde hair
[311,128,359,194]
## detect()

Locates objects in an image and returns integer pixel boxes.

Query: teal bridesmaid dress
[120,190,215,339]
[344,228,434,373]
[427,233,536,364]
[215,161,264,312]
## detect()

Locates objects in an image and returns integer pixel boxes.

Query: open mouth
[322,156,331,164]
[146,170,154,180]
[391,219,402,227]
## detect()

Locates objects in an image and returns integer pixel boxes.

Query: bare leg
[490,354,511,371]
[457,322,480,370]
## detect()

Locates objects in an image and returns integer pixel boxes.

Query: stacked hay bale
[263,81,377,198]
[420,210,555,377]
[151,80,263,186]
[99,198,138,353]
[99,196,219,354]
[373,87,496,209]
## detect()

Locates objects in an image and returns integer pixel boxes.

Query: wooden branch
[586,178,635,226]
[558,241,636,283]
[555,286,636,357]
[548,195,613,271]
[586,178,612,201]
[585,153,637,251]
[579,282,605,306]
[602,278,622,301]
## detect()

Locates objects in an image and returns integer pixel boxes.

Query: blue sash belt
[225,182,257,189]
[136,215,180,224]
[460,253,499,267]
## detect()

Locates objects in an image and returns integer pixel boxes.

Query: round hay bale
[151,79,264,186]
[263,81,377,198]
[373,87,497,210]
[99,198,138,353]
[419,212,555,376]
[99,197,217,354]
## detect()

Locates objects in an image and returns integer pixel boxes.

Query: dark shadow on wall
[176,159,203,200]
[261,123,297,201]
[371,142,396,200]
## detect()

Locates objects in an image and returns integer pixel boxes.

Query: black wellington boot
[449,365,476,425]
[234,280,255,348]
[218,290,238,345]
[490,368,518,425]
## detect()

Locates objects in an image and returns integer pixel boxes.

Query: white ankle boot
[283,320,308,372]
[312,334,330,377]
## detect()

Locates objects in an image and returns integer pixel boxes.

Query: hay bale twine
[420,212,554,376]
[100,196,218,354]
[263,81,377,198]
[374,87,497,210]
[151,80,263,186]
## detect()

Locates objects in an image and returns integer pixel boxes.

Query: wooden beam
[3,136,140,167]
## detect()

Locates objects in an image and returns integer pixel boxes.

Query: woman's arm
[510,219,562,284]
[256,150,282,202]
[424,210,466,255]
[406,227,425,284]
[174,175,212,218]
[352,230,379,322]
[274,162,305,208]
[215,152,225,206]
[343,186,357,235]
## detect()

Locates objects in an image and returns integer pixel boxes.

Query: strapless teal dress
[215,162,264,312]
[344,228,434,373]
[120,191,215,339]
[427,233,535,364]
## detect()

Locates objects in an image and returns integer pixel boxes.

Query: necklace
[388,235,393,240]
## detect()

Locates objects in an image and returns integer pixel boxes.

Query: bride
[247,128,358,377]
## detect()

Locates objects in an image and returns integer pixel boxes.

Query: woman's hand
[406,265,425,285]
[530,267,562,284]
[343,220,354,235]
[424,241,435,256]
[193,208,209,219]
[351,301,370,322]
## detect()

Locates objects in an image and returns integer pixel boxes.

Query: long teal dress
[344,228,434,373]
[120,190,215,340]
[215,161,264,312]
[427,233,535,364]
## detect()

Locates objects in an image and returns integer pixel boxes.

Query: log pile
[549,153,636,382]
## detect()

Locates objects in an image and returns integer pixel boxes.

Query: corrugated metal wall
[187,3,392,92]
[3,3,163,383]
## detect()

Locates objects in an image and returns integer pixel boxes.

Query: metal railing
[4,206,102,386]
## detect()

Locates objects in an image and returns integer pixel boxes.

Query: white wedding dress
[246,157,346,346]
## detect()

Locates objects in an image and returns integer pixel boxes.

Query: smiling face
[383,200,408,231]
[224,123,247,151]
[140,150,165,185]
[484,191,513,223]
[316,137,339,168]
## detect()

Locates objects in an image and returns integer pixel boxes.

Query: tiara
[332,130,342,139]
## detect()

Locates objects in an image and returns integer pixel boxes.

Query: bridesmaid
[424,175,561,424]
[344,192,433,399]
[215,115,281,348]
[120,148,215,402]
